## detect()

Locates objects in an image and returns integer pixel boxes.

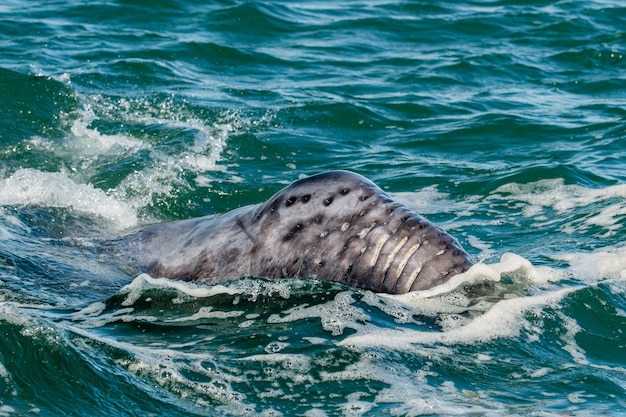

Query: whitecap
[553,245,626,281]
[0,168,138,230]
[488,178,626,235]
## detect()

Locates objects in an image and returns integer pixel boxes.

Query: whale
[123,170,474,294]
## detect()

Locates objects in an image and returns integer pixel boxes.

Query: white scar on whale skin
[123,170,474,294]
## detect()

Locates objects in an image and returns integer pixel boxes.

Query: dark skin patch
[284,223,305,241]
[146,260,160,273]
[286,196,297,207]
[302,194,311,203]
[255,196,283,219]
[339,187,350,195]
[269,197,282,214]
[323,196,334,206]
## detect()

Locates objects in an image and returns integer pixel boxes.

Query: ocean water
[1,0,625,415]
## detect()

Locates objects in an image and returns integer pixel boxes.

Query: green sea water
[0,1,625,416]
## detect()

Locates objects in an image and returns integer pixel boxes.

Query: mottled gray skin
[134,171,474,294]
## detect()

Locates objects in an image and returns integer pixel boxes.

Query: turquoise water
[1,0,625,415]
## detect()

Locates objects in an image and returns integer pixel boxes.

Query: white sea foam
[0,302,65,348]
[117,274,241,307]
[167,306,244,322]
[68,103,146,154]
[267,291,370,336]
[0,168,138,230]
[341,286,574,348]
[0,405,16,416]
[69,95,234,210]
[392,187,479,225]
[84,96,271,210]
[552,245,626,280]
[489,178,626,235]
[0,302,34,329]
[392,186,455,215]
[80,94,263,176]
[490,179,626,214]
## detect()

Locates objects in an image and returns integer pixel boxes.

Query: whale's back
[137,171,474,294]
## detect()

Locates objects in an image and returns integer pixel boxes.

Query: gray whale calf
[129,171,474,294]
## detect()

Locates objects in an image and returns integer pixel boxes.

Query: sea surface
[1,1,625,416]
